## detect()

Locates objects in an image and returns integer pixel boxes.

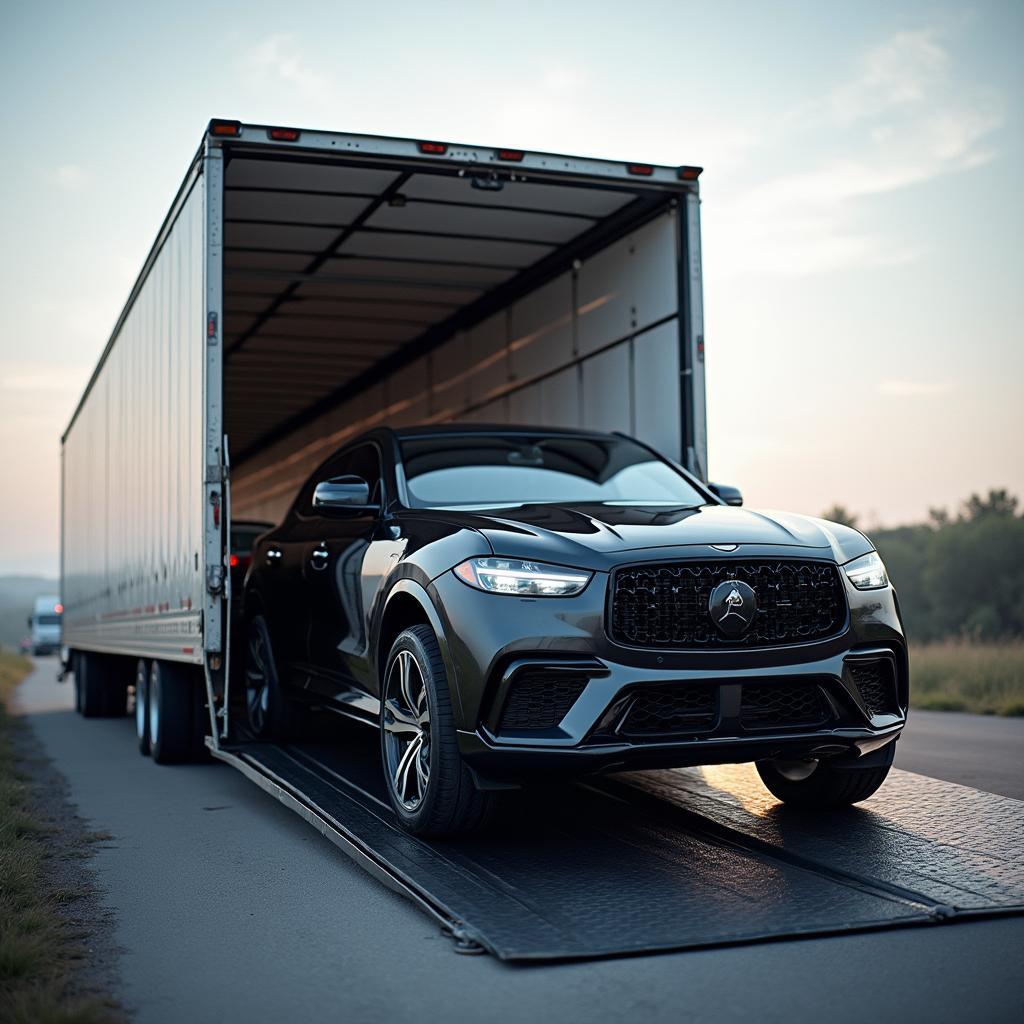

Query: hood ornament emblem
[708,579,757,637]
[711,543,739,552]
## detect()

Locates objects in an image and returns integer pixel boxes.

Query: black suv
[243,426,907,836]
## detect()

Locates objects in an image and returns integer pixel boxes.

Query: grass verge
[910,641,1024,716]
[0,651,119,1023]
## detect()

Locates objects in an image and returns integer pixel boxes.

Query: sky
[0,0,1021,575]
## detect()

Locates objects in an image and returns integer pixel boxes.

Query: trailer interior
[217,123,706,523]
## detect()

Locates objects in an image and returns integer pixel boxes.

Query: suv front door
[297,443,388,718]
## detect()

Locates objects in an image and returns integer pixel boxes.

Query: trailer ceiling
[221,148,679,464]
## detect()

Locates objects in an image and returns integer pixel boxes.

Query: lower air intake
[499,670,589,731]
[848,659,901,717]
[740,682,830,730]
[619,685,718,738]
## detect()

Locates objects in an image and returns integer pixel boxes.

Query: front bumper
[430,554,908,782]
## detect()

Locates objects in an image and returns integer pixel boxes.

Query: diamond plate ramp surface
[238,740,933,961]
[620,765,1024,915]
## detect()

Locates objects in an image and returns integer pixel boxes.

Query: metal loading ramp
[212,733,1024,962]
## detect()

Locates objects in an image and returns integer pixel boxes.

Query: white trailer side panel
[62,178,206,661]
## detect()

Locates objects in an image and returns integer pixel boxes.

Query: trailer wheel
[381,625,493,837]
[149,661,198,764]
[135,659,151,755]
[72,652,83,714]
[76,652,109,718]
[244,615,297,740]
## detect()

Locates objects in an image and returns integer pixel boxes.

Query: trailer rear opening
[220,131,707,525]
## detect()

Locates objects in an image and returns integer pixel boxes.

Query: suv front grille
[498,669,588,731]
[618,685,718,738]
[740,682,830,730]
[848,659,900,717]
[609,560,845,649]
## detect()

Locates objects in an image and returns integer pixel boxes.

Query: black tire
[73,652,84,714]
[76,651,107,718]
[756,742,896,808]
[243,615,297,740]
[149,660,200,765]
[73,652,129,718]
[380,625,492,837]
[135,659,151,756]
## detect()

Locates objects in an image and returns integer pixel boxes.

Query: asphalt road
[15,659,1024,1024]
[894,709,1024,800]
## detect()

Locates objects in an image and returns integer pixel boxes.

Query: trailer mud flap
[211,735,1024,962]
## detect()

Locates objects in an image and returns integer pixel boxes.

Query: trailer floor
[214,725,1024,962]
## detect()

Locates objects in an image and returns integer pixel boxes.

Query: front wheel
[756,741,896,808]
[380,625,492,837]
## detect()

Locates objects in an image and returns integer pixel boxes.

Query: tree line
[822,490,1024,643]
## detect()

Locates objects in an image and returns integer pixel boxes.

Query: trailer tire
[135,659,151,755]
[149,661,198,765]
[76,652,109,718]
[381,625,493,837]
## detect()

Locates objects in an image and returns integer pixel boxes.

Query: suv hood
[420,502,873,572]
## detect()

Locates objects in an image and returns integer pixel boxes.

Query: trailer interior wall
[62,174,206,657]
[221,149,702,523]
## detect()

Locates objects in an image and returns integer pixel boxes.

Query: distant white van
[28,596,62,655]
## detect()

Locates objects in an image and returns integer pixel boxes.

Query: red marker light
[678,166,703,181]
[268,127,300,142]
[209,119,242,137]
[496,148,524,162]
[418,141,448,155]
[229,554,239,568]
[54,603,64,614]
[627,163,654,176]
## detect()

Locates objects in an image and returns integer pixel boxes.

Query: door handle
[266,547,283,564]
[310,543,329,571]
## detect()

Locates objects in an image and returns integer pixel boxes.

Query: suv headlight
[843,551,888,590]
[454,557,592,597]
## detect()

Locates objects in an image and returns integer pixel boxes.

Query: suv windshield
[400,433,707,509]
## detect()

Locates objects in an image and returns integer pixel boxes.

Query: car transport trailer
[60,120,1024,960]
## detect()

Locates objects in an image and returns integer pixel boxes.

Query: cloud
[877,380,953,397]
[712,27,1002,277]
[238,34,333,99]
[50,164,88,191]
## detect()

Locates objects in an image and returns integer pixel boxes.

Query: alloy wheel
[383,649,431,811]
[245,624,271,735]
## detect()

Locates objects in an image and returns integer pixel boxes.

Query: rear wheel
[756,741,896,808]
[135,659,151,755]
[149,660,201,765]
[244,615,296,740]
[381,625,492,837]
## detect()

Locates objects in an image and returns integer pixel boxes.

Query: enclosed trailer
[61,118,707,743]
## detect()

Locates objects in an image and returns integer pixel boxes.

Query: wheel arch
[376,580,463,724]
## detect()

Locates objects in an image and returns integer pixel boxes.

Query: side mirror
[312,475,375,512]
[709,482,743,507]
